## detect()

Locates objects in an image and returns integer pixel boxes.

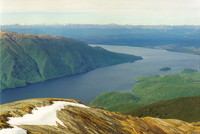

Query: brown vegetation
[0,98,200,133]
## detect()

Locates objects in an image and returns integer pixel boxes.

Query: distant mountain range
[0,30,142,91]
[2,24,199,55]
[1,24,199,46]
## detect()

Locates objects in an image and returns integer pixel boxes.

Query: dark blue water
[1,45,199,104]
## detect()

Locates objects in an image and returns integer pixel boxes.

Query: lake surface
[1,45,199,104]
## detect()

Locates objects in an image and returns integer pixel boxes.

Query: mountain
[1,25,200,55]
[132,72,200,105]
[1,25,200,47]
[0,98,200,134]
[90,71,200,119]
[125,96,200,123]
[0,30,142,91]
[1,24,200,55]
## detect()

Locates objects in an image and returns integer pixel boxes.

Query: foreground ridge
[0,98,200,134]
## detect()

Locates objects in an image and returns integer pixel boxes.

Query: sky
[0,0,200,25]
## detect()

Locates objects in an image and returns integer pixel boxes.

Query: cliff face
[0,98,199,134]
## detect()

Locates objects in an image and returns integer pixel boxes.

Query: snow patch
[8,101,89,126]
[0,126,27,134]
[0,101,89,134]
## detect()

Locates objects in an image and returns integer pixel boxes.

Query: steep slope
[0,30,142,91]
[0,98,200,134]
[125,96,200,122]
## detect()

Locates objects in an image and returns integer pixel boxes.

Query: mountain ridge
[0,98,200,134]
[2,24,199,55]
[125,96,200,122]
[0,30,142,91]
[1,30,62,39]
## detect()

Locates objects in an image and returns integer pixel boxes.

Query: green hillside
[133,72,200,105]
[125,96,200,122]
[90,70,200,115]
[90,92,139,109]
[0,30,142,91]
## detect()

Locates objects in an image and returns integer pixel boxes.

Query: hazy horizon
[1,23,200,26]
[1,0,200,25]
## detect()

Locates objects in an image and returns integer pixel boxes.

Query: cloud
[1,0,200,25]
[1,0,200,13]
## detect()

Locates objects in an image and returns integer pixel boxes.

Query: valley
[0,30,199,133]
[0,45,199,104]
[1,0,200,133]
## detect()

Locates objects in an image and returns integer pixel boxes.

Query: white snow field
[0,126,27,134]
[0,101,89,134]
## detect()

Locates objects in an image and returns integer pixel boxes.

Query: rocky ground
[0,98,200,134]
